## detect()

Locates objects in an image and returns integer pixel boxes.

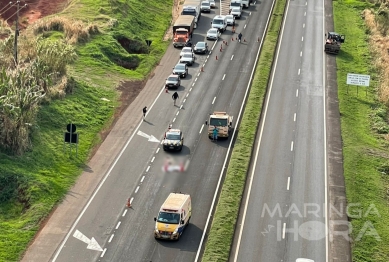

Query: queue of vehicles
[159,0,249,241]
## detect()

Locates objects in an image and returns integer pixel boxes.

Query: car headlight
[173,227,178,234]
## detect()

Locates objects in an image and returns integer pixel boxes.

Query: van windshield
[231,2,240,7]
[213,19,223,25]
[157,212,180,224]
[210,118,228,126]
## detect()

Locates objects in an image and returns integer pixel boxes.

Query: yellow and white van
[154,193,192,240]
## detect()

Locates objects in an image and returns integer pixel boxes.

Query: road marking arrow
[73,230,103,251]
[137,131,160,143]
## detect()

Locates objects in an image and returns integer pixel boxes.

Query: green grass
[334,1,389,261]
[201,0,287,261]
[0,0,174,261]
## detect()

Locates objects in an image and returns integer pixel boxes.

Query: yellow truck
[154,193,192,240]
[205,111,233,140]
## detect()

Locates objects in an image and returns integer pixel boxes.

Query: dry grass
[32,16,99,44]
[363,8,389,104]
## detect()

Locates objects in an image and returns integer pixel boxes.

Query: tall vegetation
[0,32,77,155]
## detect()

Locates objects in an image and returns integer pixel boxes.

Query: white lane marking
[282,223,286,239]
[209,51,212,55]
[207,55,210,59]
[108,234,114,243]
[249,12,251,15]
[195,78,198,82]
[189,88,192,92]
[300,51,302,57]
[212,41,217,49]
[52,74,168,261]
[192,83,195,87]
[130,197,134,204]
[197,73,200,77]
[176,111,179,116]
[212,97,216,104]
[306,1,307,5]
[231,1,288,260]
[222,74,226,80]
[146,166,150,172]
[199,124,204,134]
[294,113,296,122]
[302,36,304,41]
[180,105,183,109]
[156,148,160,154]
[287,177,290,190]
[186,93,189,97]
[173,117,176,123]
[244,24,247,29]
[303,23,305,28]
[291,141,294,151]
[205,59,208,63]
[296,89,299,97]
[231,55,234,60]
[100,248,107,258]
[298,68,301,75]
[304,11,306,16]
[122,209,127,217]
[140,176,145,183]
[322,0,329,259]
[135,186,140,193]
[115,221,121,230]
[197,1,277,262]
[151,156,155,163]
[183,99,186,103]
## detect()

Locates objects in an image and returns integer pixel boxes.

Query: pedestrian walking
[142,106,147,120]
[212,126,218,141]
[238,32,242,43]
[172,92,179,106]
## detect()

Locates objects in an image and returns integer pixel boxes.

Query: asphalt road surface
[51,1,275,262]
[231,0,327,261]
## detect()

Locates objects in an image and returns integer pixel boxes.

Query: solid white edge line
[122,209,127,217]
[199,124,204,134]
[140,176,145,183]
[52,83,167,261]
[282,223,286,239]
[322,0,329,260]
[115,221,121,230]
[135,186,140,194]
[100,248,107,258]
[108,234,114,243]
[287,177,290,190]
[232,0,287,261]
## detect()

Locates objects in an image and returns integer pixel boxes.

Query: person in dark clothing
[142,106,147,120]
[185,39,192,47]
[238,32,243,42]
[172,92,179,106]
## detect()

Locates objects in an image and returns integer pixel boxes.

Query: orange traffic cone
[244,38,246,42]
[201,66,204,72]
[231,37,234,41]
[165,88,169,93]
[126,198,132,208]
[216,55,218,60]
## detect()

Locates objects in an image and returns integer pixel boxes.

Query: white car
[180,47,194,57]
[226,14,235,26]
[231,7,242,19]
[201,1,211,13]
[209,0,216,8]
[206,28,220,40]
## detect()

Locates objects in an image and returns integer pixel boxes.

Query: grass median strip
[201,0,287,261]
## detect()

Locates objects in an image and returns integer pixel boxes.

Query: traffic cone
[216,55,218,60]
[126,198,132,208]
[165,88,169,93]
[244,38,246,42]
[220,47,222,52]
[231,37,234,41]
[201,66,204,72]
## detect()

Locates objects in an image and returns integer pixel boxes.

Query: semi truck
[173,15,195,48]
[205,111,233,140]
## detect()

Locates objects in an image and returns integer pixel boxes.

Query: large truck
[154,193,192,240]
[205,111,233,140]
[182,0,201,24]
[173,15,195,48]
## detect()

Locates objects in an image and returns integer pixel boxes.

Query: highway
[231,0,327,261]
[50,1,276,261]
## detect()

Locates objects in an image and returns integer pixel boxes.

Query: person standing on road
[238,32,243,43]
[142,106,147,120]
[212,126,218,141]
[172,92,179,106]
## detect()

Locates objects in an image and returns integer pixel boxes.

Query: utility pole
[14,0,20,65]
